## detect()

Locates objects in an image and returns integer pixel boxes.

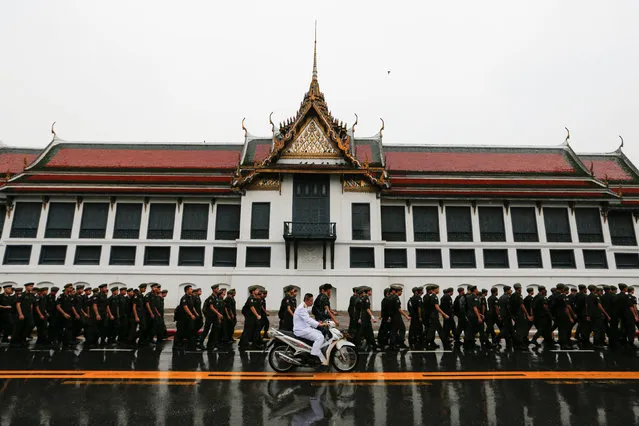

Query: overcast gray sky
[1,1,638,162]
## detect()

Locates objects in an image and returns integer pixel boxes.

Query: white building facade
[2,55,639,309]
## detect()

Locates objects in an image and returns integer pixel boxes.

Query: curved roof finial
[564,127,570,145]
[241,118,247,138]
[351,113,358,134]
[51,121,57,138]
[379,118,385,138]
[618,135,624,151]
[313,20,318,83]
[269,112,275,134]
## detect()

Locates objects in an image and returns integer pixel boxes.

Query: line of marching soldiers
[0,282,169,348]
[401,282,639,351]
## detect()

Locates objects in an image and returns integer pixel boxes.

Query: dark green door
[293,175,330,237]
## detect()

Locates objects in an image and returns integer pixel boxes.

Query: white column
[439,204,450,268]
[568,207,585,269]
[601,209,615,269]
[536,206,550,268]
[471,205,483,269]
[503,205,517,268]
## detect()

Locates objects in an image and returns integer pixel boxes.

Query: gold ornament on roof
[282,119,338,158]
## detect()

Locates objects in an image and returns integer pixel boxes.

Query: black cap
[481,288,488,294]
[284,285,295,293]
[538,286,547,291]
[578,284,587,290]
[150,283,159,289]
[139,283,147,289]
[2,284,13,289]
[527,287,535,293]
[15,288,23,292]
[75,284,85,290]
[468,285,478,292]
[127,288,134,292]
[98,284,107,289]
[390,284,403,291]
[85,287,92,291]
[513,283,522,290]
[211,284,220,291]
[120,287,128,291]
[446,287,454,293]
[24,282,34,287]
[183,285,192,292]
[503,286,512,292]
[619,283,628,290]
[161,289,168,294]
[556,283,566,290]
[352,287,359,293]
[64,283,73,289]
[40,287,49,291]
[321,283,333,291]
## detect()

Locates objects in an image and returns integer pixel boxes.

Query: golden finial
[51,121,57,137]
[241,118,247,138]
[564,127,570,145]
[269,112,275,134]
[351,113,358,134]
[312,20,318,83]
[618,135,624,150]
[379,118,385,138]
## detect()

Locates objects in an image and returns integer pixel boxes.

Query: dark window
[10,202,41,238]
[544,208,572,242]
[245,247,271,267]
[213,247,237,267]
[575,208,603,243]
[80,203,109,238]
[350,247,375,268]
[381,206,406,241]
[109,246,136,265]
[44,203,75,238]
[550,250,576,269]
[147,204,175,239]
[416,249,443,268]
[181,204,209,240]
[483,249,509,268]
[517,249,542,268]
[178,247,204,266]
[74,246,102,265]
[450,249,476,268]
[384,249,407,268]
[511,207,539,242]
[215,205,241,240]
[583,250,608,269]
[615,253,639,269]
[352,203,371,240]
[479,207,505,242]
[0,205,5,239]
[413,206,440,242]
[250,203,270,239]
[608,211,637,246]
[144,247,171,266]
[446,207,473,242]
[3,245,32,265]
[113,204,142,239]
[39,245,67,265]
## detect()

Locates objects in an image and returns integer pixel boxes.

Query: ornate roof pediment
[282,118,339,158]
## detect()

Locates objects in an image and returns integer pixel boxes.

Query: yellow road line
[0,370,638,382]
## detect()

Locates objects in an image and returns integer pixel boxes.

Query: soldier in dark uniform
[34,287,50,346]
[377,287,392,349]
[524,287,535,337]
[106,286,120,345]
[239,285,263,350]
[463,285,484,350]
[497,286,513,347]
[129,286,144,346]
[440,287,455,346]
[485,287,501,344]
[618,283,638,346]
[312,284,339,325]
[629,287,639,345]
[223,289,237,343]
[511,283,533,350]
[553,283,574,349]
[278,286,297,332]
[425,284,450,350]
[587,285,610,348]
[574,284,590,346]
[0,284,15,343]
[348,287,361,336]
[118,288,132,345]
[176,284,198,350]
[480,289,489,339]
[389,285,409,350]
[259,290,270,337]
[142,283,160,345]
[407,286,423,350]
[87,284,110,347]
[56,284,76,347]
[453,287,467,344]
[531,286,553,348]
[357,286,378,351]
[158,288,168,340]
[10,282,35,348]
[192,287,204,342]
[199,284,225,350]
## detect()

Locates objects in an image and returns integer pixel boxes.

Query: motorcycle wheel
[331,345,358,372]
[268,344,296,373]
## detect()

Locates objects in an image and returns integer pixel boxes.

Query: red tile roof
[253,144,271,163]
[356,145,373,163]
[585,158,634,182]
[385,151,576,174]
[0,152,37,174]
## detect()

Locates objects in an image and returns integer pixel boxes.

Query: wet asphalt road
[1,342,639,425]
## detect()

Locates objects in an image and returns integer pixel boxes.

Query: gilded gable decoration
[282,119,338,158]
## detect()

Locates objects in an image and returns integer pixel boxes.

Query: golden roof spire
[309,21,321,97]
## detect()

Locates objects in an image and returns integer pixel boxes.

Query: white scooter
[267,321,358,372]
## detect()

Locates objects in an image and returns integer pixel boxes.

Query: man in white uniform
[294,293,328,365]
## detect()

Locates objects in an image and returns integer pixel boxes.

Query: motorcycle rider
[294,293,329,365]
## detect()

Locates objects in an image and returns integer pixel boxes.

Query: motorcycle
[267,321,358,372]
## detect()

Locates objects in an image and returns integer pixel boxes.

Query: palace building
[2,41,639,309]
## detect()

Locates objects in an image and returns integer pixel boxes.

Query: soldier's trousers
[224,317,236,341]
[175,317,196,349]
[591,318,605,346]
[389,316,406,347]
[499,316,513,343]
[0,313,13,342]
[356,320,376,349]
[107,317,119,342]
[10,317,34,346]
[119,316,130,343]
[454,316,467,341]
[464,316,486,347]
[622,312,636,343]
[377,319,391,347]
[407,318,423,347]
[578,317,592,344]
[58,317,74,346]
[425,314,444,345]
[485,314,499,341]
[533,318,552,344]
[199,316,216,346]
[47,315,58,343]
[557,314,571,347]
[442,316,455,343]
[239,315,258,347]
[34,317,49,344]
[513,314,529,348]
[606,316,619,346]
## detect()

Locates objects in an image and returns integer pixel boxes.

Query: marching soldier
[511,283,533,350]
[485,287,501,344]
[158,289,168,340]
[88,284,110,347]
[107,286,120,345]
[377,287,392,349]
[531,286,553,348]
[199,284,225,350]
[574,284,589,346]
[463,285,485,350]
[72,284,86,340]
[389,284,409,350]
[357,286,378,351]
[453,287,467,344]
[10,282,35,348]
[553,284,574,349]
[497,286,513,347]
[524,287,535,337]
[312,284,339,325]
[46,286,59,345]
[192,287,204,340]
[223,289,237,343]
[34,287,50,346]
[587,285,610,348]
[348,287,360,336]
[440,287,455,346]
[278,286,297,331]
[260,290,270,337]
[425,284,450,350]
[0,284,15,343]
[239,285,264,350]
[618,284,638,346]
[174,284,197,350]
[56,284,76,347]
[407,286,423,349]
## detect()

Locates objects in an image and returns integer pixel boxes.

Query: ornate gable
[282,119,339,158]
[232,32,389,191]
